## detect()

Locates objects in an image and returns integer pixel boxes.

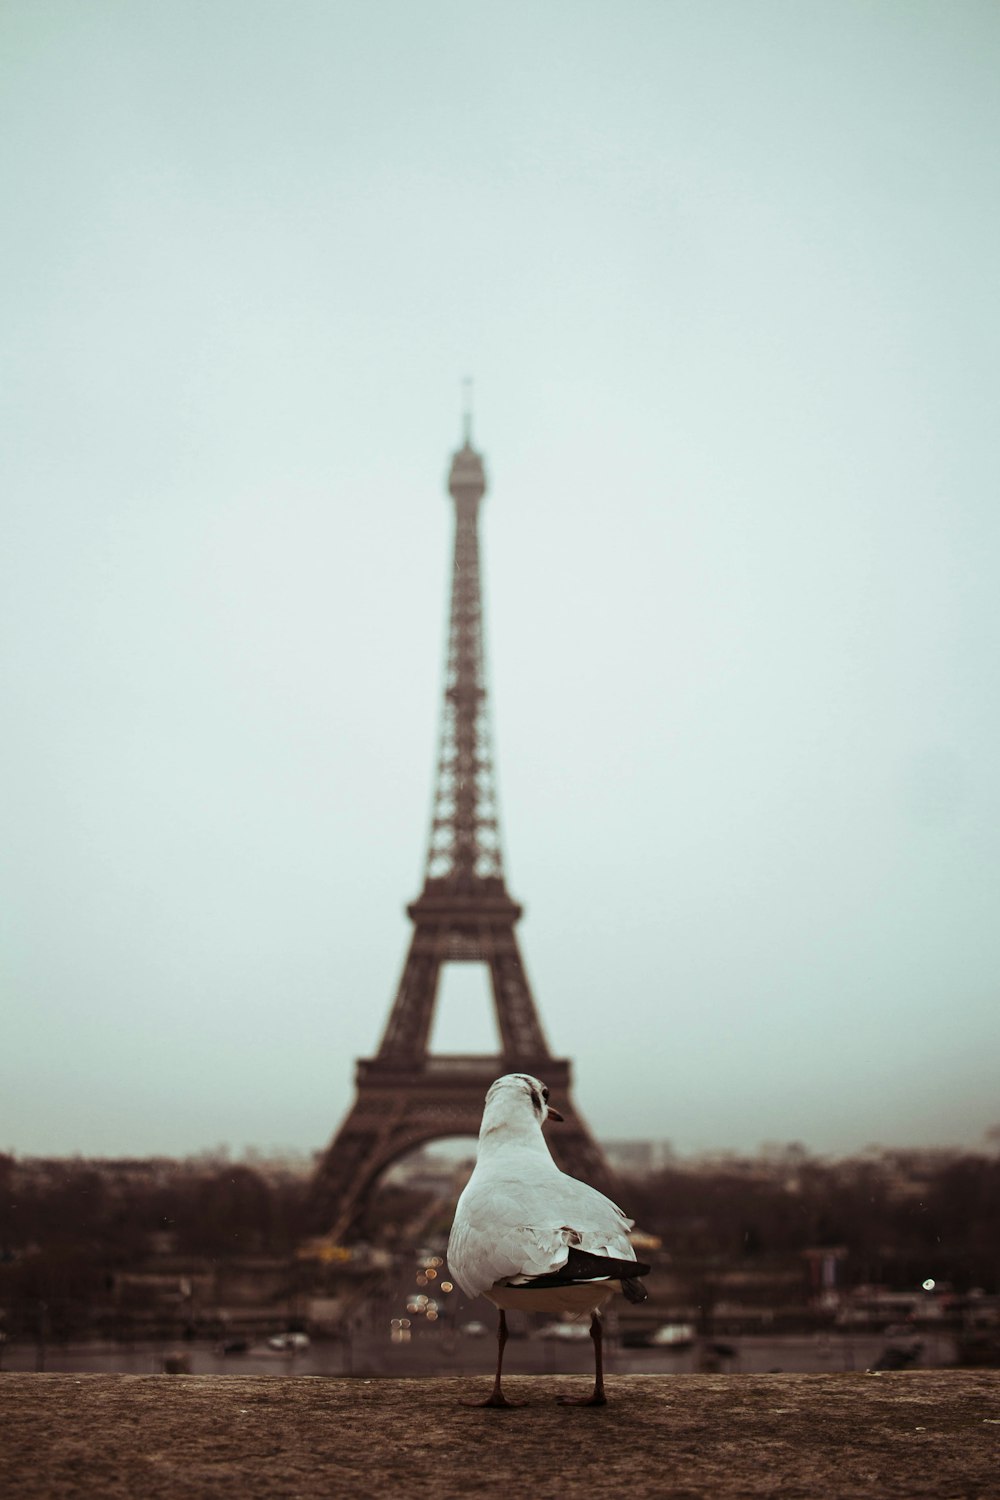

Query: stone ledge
[2,1371,998,1499]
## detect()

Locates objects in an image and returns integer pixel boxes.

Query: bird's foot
[556,1392,608,1407]
[463,1390,528,1409]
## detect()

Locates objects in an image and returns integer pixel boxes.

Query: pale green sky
[2,0,999,1158]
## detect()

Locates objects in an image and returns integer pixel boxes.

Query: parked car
[535,1320,591,1341]
[267,1332,310,1352]
[650,1322,696,1349]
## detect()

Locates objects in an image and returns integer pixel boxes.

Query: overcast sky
[3,1,999,1163]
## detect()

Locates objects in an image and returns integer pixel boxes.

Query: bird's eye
[541,1087,549,1101]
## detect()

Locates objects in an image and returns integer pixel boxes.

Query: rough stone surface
[2,1371,998,1498]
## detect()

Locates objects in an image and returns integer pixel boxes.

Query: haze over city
[3,1,999,1163]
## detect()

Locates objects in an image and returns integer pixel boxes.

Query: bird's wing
[448,1165,637,1300]
[548,1170,637,1260]
[448,1178,566,1297]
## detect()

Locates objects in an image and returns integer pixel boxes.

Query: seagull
[447,1072,650,1408]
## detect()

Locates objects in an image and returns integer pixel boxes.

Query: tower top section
[448,438,487,503]
[423,426,503,891]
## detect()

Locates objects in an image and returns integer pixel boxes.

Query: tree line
[624,1149,1000,1292]
[1,1145,997,1341]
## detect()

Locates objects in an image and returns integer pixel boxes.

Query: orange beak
[545,1105,565,1122]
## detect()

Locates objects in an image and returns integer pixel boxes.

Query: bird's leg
[556,1312,608,1407]
[590,1310,607,1404]
[462,1310,527,1409]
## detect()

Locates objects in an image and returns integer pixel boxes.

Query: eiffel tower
[312,414,614,1238]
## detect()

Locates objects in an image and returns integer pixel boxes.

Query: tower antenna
[462,375,473,445]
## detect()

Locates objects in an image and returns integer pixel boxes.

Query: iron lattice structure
[312,427,614,1238]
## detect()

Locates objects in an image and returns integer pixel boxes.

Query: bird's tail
[620,1276,648,1304]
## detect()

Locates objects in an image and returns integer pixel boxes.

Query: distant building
[602,1140,676,1175]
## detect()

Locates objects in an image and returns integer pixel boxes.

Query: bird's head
[482,1073,564,1135]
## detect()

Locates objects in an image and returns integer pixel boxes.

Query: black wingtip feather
[563,1246,652,1282]
[514,1245,652,1293]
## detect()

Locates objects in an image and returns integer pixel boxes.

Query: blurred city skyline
[3,2,999,1161]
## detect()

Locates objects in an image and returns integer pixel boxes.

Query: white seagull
[447,1072,650,1408]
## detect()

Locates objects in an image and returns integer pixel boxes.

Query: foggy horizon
[3,2,999,1166]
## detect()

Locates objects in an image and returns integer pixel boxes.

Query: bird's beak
[545,1106,565,1122]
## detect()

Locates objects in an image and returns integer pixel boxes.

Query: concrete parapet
[2,1371,998,1497]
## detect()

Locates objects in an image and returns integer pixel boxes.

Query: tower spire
[424,420,500,887]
